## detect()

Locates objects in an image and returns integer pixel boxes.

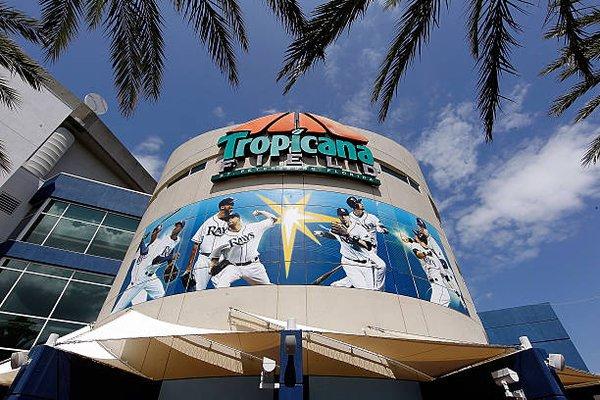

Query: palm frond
[468,0,484,57]
[40,0,83,61]
[549,75,599,116]
[371,0,442,122]
[475,0,525,141]
[264,0,306,36]
[85,0,108,29]
[0,34,47,90]
[574,91,600,122]
[138,0,165,101]
[582,133,600,166]
[217,0,249,50]
[0,137,10,174]
[174,0,239,85]
[541,33,600,79]
[277,0,372,93]
[383,0,402,9]
[0,74,19,109]
[546,0,594,82]
[0,3,44,43]
[105,0,143,116]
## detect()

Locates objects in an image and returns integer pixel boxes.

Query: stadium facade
[1,103,598,398]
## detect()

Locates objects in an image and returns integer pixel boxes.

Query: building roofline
[41,73,157,194]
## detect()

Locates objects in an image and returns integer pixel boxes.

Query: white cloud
[339,87,375,127]
[496,83,533,132]
[414,102,483,189]
[212,106,225,118]
[456,122,600,261]
[134,154,165,179]
[133,135,165,179]
[134,135,163,153]
[262,108,280,115]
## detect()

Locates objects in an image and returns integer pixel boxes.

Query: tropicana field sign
[211,112,381,186]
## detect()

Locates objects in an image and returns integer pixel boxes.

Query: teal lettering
[300,136,317,154]
[218,131,249,160]
[317,137,336,156]
[290,134,301,153]
[235,138,253,158]
[270,135,290,157]
[357,145,374,165]
[249,136,270,155]
[336,140,357,161]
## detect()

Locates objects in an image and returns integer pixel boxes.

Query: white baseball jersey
[330,221,373,261]
[141,234,180,275]
[350,211,383,246]
[191,213,229,254]
[404,240,444,279]
[212,218,275,264]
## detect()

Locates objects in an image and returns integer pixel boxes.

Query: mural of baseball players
[208,210,278,287]
[111,189,468,315]
[314,208,379,290]
[183,197,235,291]
[113,221,184,312]
[346,196,388,290]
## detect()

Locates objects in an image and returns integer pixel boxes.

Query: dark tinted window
[1,274,67,316]
[52,282,109,323]
[0,313,44,349]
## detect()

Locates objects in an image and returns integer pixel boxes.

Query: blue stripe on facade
[30,174,150,218]
[0,240,120,276]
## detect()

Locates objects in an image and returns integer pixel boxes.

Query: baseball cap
[219,197,235,208]
[337,207,350,216]
[416,217,426,228]
[225,212,241,220]
[175,220,186,228]
[346,196,362,208]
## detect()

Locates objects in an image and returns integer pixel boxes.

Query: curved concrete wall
[98,121,487,346]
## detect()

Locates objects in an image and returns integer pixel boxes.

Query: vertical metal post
[279,329,303,400]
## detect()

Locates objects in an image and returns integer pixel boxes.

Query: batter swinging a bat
[314,208,379,290]
[113,221,184,312]
[182,197,235,291]
[208,209,278,287]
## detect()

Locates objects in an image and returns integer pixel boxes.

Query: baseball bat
[311,265,342,285]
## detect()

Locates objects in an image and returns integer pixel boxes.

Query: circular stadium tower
[95,112,490,393]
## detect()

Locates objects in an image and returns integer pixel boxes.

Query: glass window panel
[22,214,59,244]
[1,274,67,317]
[35,320,83,346]
[63,204,105,224]
[52,282,109,323]
[1,259,27,270]
[0,269,21,300]
[0,313,44,349]
[72,271,113,285]
[43,200,68,216]
[26,263,73,278]
[190,162,206,174]
[44,219,97,252]
[86,227,134,259]
[102,214,139,232]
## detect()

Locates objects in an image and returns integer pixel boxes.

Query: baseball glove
[163,262,179,283]
[210,259,232,276]
[180,270,196,290]
[330,222,349,237]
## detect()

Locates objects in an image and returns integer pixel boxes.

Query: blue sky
[11,2,600,371]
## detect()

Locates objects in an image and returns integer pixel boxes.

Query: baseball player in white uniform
[315,208,378,290]
[400,233,451,307]
[208,210,277,288]
[183,197,234,290]
[346,196,388,290]
[113,221,184,312]
[414,218,464,306]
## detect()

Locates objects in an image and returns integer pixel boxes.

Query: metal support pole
[279,329,303,400]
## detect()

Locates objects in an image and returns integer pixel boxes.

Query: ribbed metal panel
[23,127,74,179]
